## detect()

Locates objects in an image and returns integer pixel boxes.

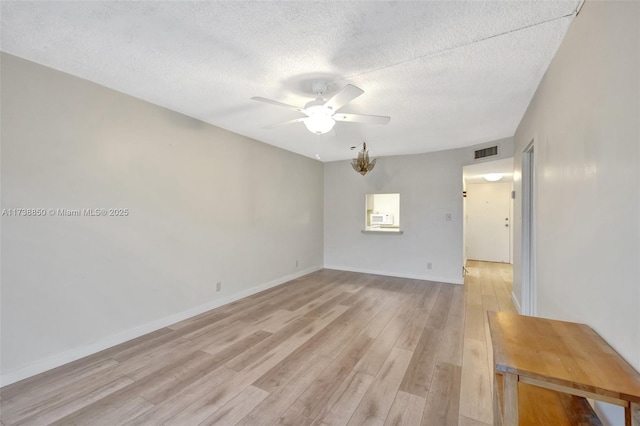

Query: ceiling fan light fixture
[252,82,389,136]
[304,115,335,134]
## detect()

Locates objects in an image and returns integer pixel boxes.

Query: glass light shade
[304,116,335,134]
[484,173,503,182]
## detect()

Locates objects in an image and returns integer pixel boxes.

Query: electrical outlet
[216,282,222,292]
[427,263,432,270]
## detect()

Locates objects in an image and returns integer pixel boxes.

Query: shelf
[361,229,403,235]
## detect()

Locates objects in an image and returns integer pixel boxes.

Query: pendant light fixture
[350,142,377,176]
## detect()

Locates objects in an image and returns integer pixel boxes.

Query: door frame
[521,140,536,316]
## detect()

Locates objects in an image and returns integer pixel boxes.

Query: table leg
[627,402,640,426]
[493,372,503,426]
[503,373,519,426]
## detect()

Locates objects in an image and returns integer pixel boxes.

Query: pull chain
[315,133,321,160]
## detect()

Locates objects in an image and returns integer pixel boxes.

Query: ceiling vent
[474,146,498,160]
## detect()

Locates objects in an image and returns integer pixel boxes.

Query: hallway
[460,260,515,425]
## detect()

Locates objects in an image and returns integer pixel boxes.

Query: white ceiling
[1,1,578,162]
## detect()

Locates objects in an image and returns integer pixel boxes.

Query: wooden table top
[488,311,640,404]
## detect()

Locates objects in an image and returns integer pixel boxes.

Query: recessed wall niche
[365,193,400,232]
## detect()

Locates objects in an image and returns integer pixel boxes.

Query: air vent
[474,146,498,159]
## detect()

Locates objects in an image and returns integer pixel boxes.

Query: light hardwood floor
[0,261,514,425]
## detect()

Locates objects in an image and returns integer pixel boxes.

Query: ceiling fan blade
[264,117,306,129]
[334,113,390,125]
[251,97,304,112]
[323,84,364,112]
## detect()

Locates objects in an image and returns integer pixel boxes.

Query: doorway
[463,158,514,265]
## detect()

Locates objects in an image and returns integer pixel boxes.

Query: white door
[466,182,511,263]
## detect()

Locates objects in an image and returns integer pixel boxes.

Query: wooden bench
[488,311,640,426]
[495,373,602,425]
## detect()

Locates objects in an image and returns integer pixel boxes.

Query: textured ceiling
[1,1,578,161]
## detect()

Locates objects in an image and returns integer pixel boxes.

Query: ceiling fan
[251,81,390,135]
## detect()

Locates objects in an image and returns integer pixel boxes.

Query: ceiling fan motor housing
[311,80,329,96]
[304,100,332,116]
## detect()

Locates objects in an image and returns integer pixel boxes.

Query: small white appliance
[370,213,394,225]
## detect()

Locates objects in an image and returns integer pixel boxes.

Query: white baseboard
[0,265,322,387]
[324,265,464,285]
[511,291,522,314]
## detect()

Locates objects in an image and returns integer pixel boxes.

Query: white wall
[324,138,513,284]
[0,53,324,384]
[512,2,639,423]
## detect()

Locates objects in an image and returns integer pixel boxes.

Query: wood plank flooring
[459,261,516,426]
[0,261,513,425]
